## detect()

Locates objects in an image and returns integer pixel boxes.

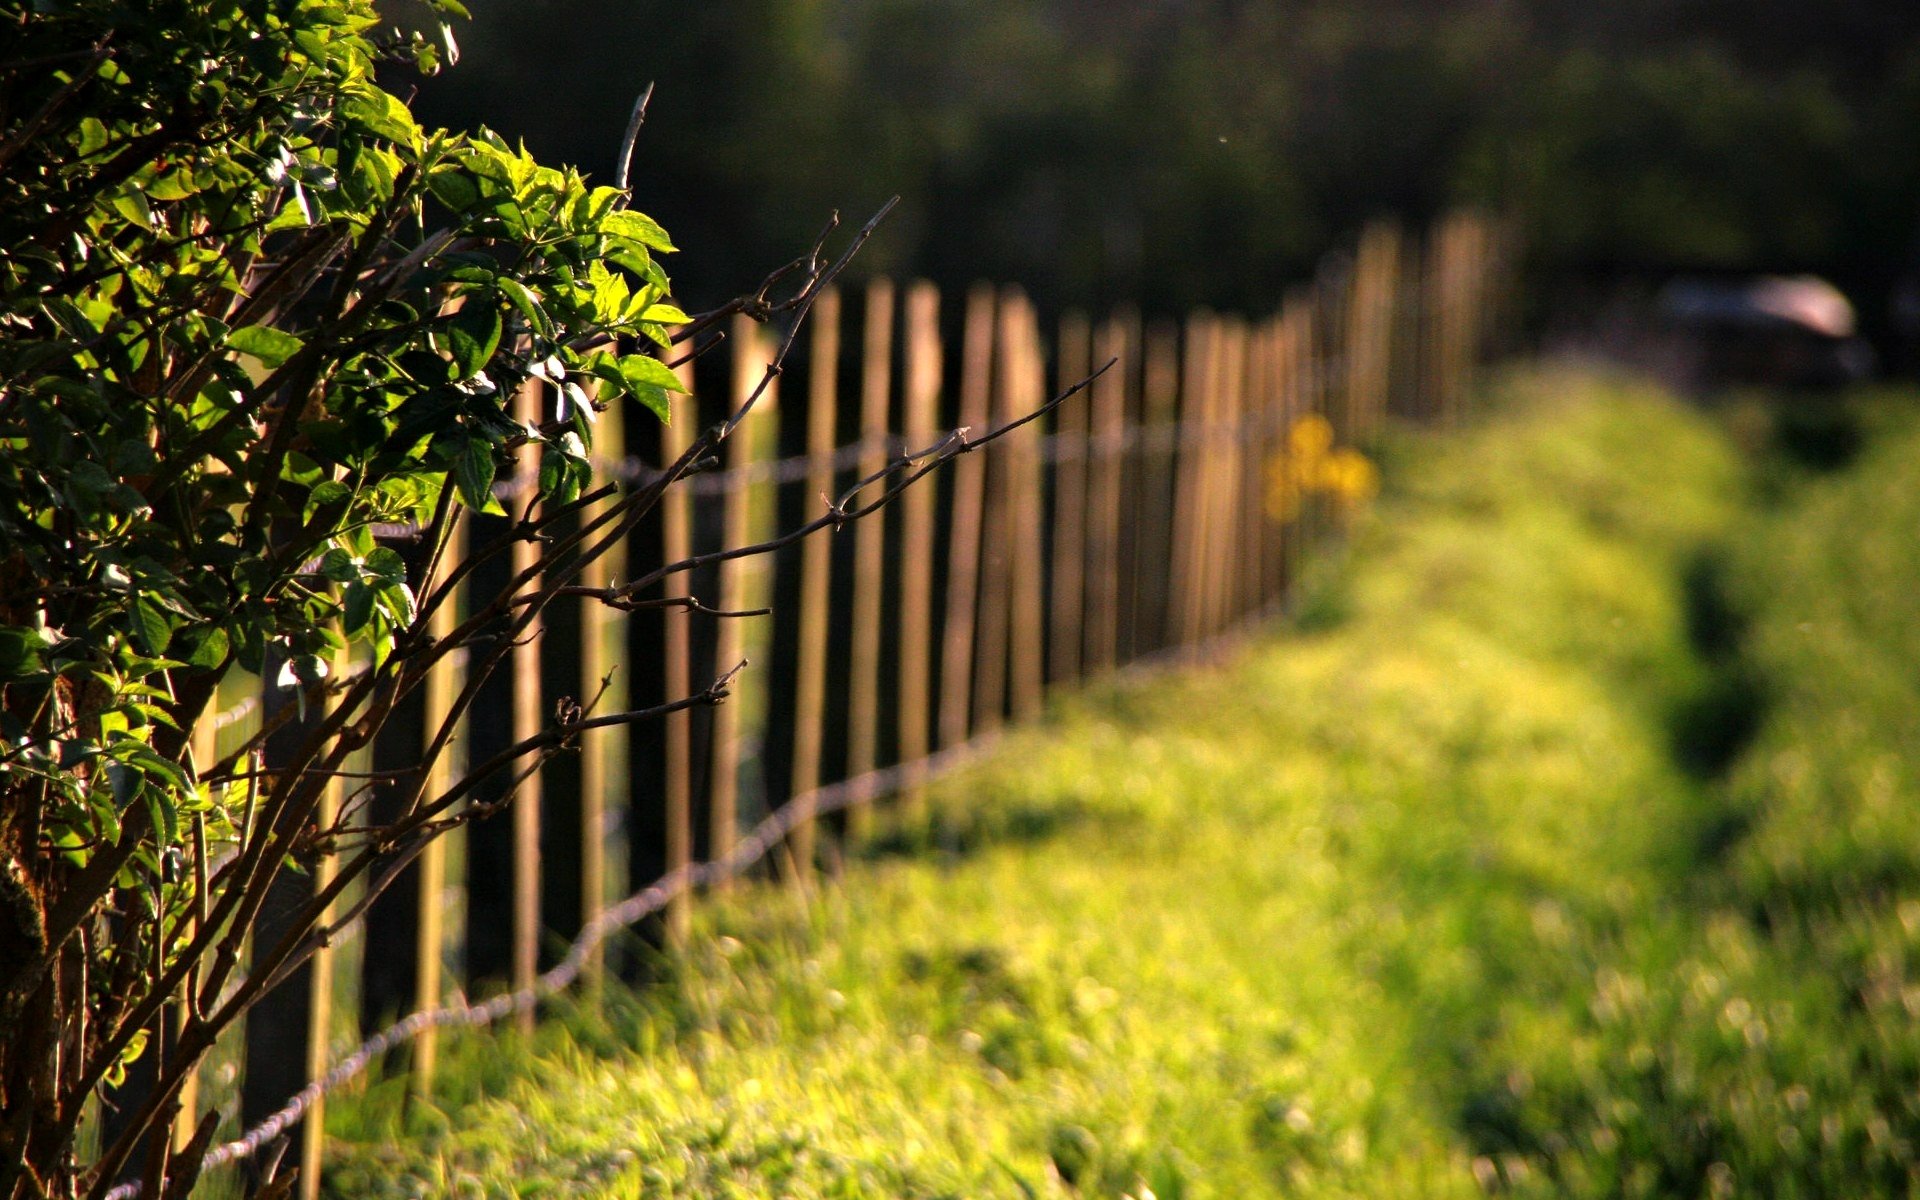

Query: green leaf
[614,353,686,395]
[75,116,108,157]
[603,210,677,252]
[428,166,480,212]
[496,277,553,337]
[131,597,173,656]
[629,383,671,423]
[342,581,375,634]
[318,548,358,583]
[443,303,501,381]
[184,626,229,669]
[451,436,496,511]
[639,302,692,324]
[341,85,422,149]
[228,325,305,368]
[364,546,407,583]
[0,627,48,680]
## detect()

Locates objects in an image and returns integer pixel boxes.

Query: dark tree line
[396,0,1920,346]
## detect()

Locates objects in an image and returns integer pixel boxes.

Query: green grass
[317,369,1920,1198]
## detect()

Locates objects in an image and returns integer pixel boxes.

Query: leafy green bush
[0,3,687,1195]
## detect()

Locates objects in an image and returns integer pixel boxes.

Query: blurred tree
[395,0,1920,337]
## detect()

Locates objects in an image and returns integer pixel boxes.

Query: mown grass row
[1467,386,1920,1197]
[320,371,1919,1198]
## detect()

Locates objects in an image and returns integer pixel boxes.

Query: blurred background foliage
[391,0,1920,342]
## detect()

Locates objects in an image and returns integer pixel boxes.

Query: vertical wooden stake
[1113,308,1144,664]
[1136,322,1180,657]
[787,289,839,882]
[971,289,1014,733]
[1085,316,1128,674]
[661,352,695,942]
[175,716,218,1154]
[296,630,353,1200]
[1168,314,1208,653]
[1207,320,1242,640]
[578,387,625,983]
[412,511,463,1096]
[1006,294,1046,723]
[845,280,894,838]
[711,314,771,882]
[897,282,941,822]
[1048,312,1091,688]
[1235,320,1262,621]
[937,285,995,749]
[510,377,543,1033]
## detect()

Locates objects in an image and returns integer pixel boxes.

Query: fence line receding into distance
[147,212,1505,1200]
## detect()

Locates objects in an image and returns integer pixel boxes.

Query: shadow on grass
[856,791,1115,866]
[1669,550,1768,784]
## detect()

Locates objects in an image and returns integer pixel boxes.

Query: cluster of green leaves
[0,0,684,1183]
[1,0,679,862]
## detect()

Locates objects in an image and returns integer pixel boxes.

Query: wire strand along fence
[156,212,1506,1199]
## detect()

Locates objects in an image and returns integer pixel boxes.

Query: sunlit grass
[320,370,1920,1198]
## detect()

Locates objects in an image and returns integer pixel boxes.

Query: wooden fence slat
[510,377,543,1033]
[1135,322,1180,658]
[971,290,1014,733]
[174,716,219,1153]
[846,280,894,838]
[936,282,998,748]
[577,390,623,985]
[787,288,839,881]
[897,282,941,823]
[1113,309,1145,664]
[712,314,773,883]
[1048,313,1091,687]
[1007,293,1046,723]
[1238,320,1268,620]
[937,284,996,749]
[1085,316,1128,675]
[412,512,463,1094]
[661,355,695,941]
[1259,318,1287,611]
[1214,319,1244,638]
[1169,314,1207,651]
[296,632,354,1200]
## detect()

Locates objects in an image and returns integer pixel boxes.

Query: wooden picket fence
[176,212,1505,1196]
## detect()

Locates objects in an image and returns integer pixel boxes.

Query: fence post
[938,285,995,749]
[1238,319,1269,621]
[1006,293,1046,723]
[972,290,1014,733]
[509,376,543,1032]
[661,352,695,942]
[1049,312,1091,688]
[787,288,839,881]
[1219,320,1250,638]
[1136,322,1180,657]
[711,313,774,883]
[174,717,219,1153]
[296,634,353,1200]
[1169,313,1209,652]
[1348,222,1400,442]
[846,279,894,838]
[897,282,941,824]
[412,512,463,1095]
[1259,317,1288,612]
[577,389,624,987]
[1086,316,1128,675]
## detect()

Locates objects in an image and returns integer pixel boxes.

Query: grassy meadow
[320,370,1920,1198]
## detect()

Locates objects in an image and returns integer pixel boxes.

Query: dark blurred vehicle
[1658,275,1876,389]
